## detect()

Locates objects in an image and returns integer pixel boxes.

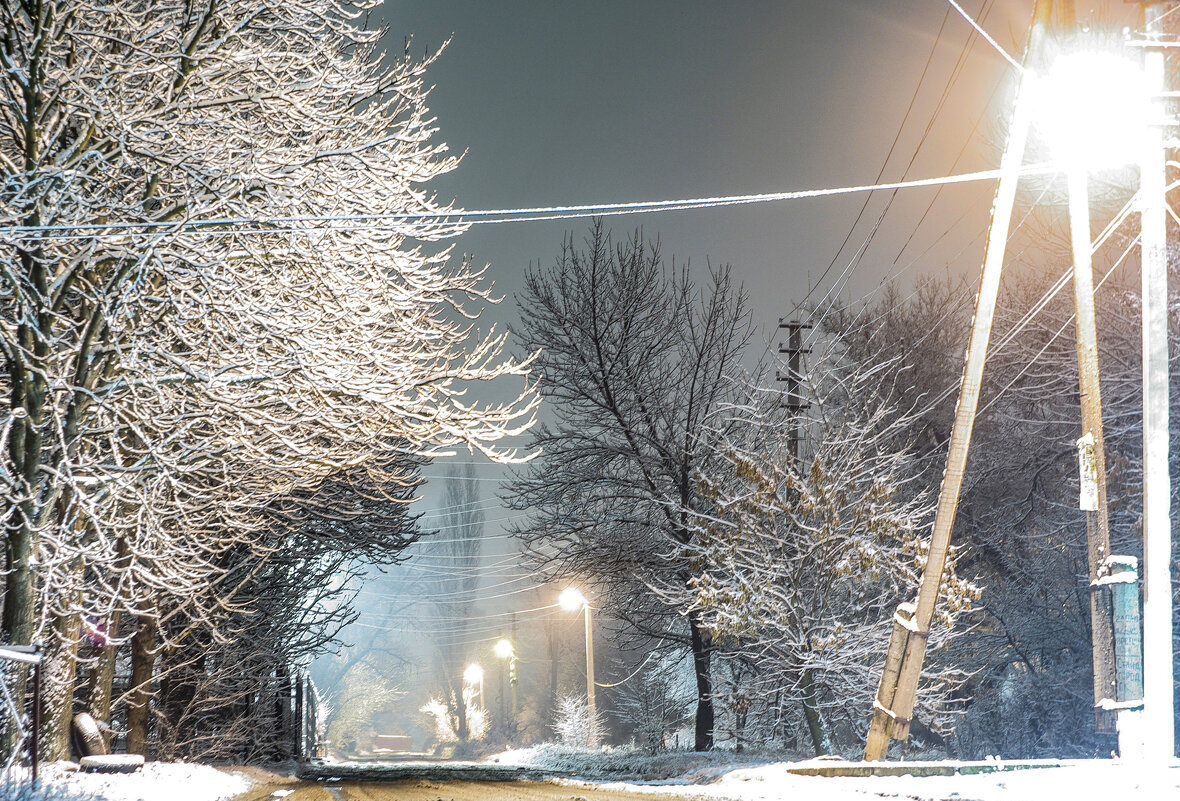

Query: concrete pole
[585,603,597,747]
[863,47,1039,761]
[1066,164,1118,733]
[1138,1,1174,762]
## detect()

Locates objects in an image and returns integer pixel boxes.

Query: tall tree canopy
[0,0,535,756]
[510,221,756,751]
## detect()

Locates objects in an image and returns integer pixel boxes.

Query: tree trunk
[87,611,121,750]
[688,613,714,751]
[127,614,158,756]
[800,668,832,756]
[454,674,469,743]
[44,608,81,760]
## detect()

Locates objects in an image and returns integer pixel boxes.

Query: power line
[791,3,958,320]
[4,165,1059,241]
[946,0,1024,73]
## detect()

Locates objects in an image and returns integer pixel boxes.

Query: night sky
[380,0,1045,337]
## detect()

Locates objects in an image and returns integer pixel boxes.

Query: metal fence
[0,645,41,782]
[296,674,323,760]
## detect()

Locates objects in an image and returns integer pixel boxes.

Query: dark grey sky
[380,0,1040,336]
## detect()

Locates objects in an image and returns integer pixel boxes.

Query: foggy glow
[463,663,484,684]
[1035,50,1149,169]
[494,638,514,659]
[559,587,587,612]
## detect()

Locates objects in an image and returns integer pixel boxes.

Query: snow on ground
[566,759,1180,801]
[9,751,1180,801]
[13,761,255,801]
[496,746,1180,801]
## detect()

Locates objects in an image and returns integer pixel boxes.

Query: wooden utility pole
[583,603,596,747]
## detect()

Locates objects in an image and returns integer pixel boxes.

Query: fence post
[31,646,40,782]
[294,672,304,761]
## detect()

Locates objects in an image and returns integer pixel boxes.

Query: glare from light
[494,638,515,659]
[559,587,587,612]
[1035,50,1150,169]
[463,663,484,684]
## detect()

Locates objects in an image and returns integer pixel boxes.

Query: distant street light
[463,662,485,710]
[559,587,596,746]
[494,638,518,737]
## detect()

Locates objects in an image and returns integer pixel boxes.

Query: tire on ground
[72,712,108,757]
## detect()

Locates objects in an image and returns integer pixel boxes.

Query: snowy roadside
[493,746,1180,801]
[9,752,1180,801]
[4,761,256,801]
[557,759,1180,801]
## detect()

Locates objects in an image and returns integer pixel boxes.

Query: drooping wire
[946,0,1024,72]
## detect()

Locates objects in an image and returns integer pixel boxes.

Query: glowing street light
[1034,49,1150,169]
[559,587,596,746]
[558,587,587,612]
[494,638,518,737]
[1033,39,1172,760]
[866,21,1172,762]
[463,662,484,710]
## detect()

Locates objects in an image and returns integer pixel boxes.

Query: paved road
[229,777,715,801]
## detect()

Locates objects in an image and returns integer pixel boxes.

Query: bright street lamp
[559,587,596,746]
[494,638,518,737]
[1034,49,1150,169]
[463,662,484,710]
[558,587,587,612]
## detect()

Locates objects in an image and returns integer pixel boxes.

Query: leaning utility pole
[863,0,1048,760]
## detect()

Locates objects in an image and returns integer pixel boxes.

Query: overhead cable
[946,0,1024,72]
[5,164,1059,241]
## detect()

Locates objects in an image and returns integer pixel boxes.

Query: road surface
[229,777,715,801]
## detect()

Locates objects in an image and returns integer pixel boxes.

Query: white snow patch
[561,759,1180,801]
[36,761,254,801]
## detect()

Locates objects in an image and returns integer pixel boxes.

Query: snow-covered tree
[685,341,978,754]
[0,0,535,757]
[428,464,485,751]
[510,222,757,751]
[554,693,606,750]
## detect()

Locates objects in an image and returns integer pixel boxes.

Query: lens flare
[1035,50,1150,169]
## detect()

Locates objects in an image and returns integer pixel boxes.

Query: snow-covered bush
[421,698,457,744]
[612,661,691,753]
[421,696,490,747]
[554,695,606,749]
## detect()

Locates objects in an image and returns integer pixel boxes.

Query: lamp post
[494,638,518,737]
[559,587,596,746]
